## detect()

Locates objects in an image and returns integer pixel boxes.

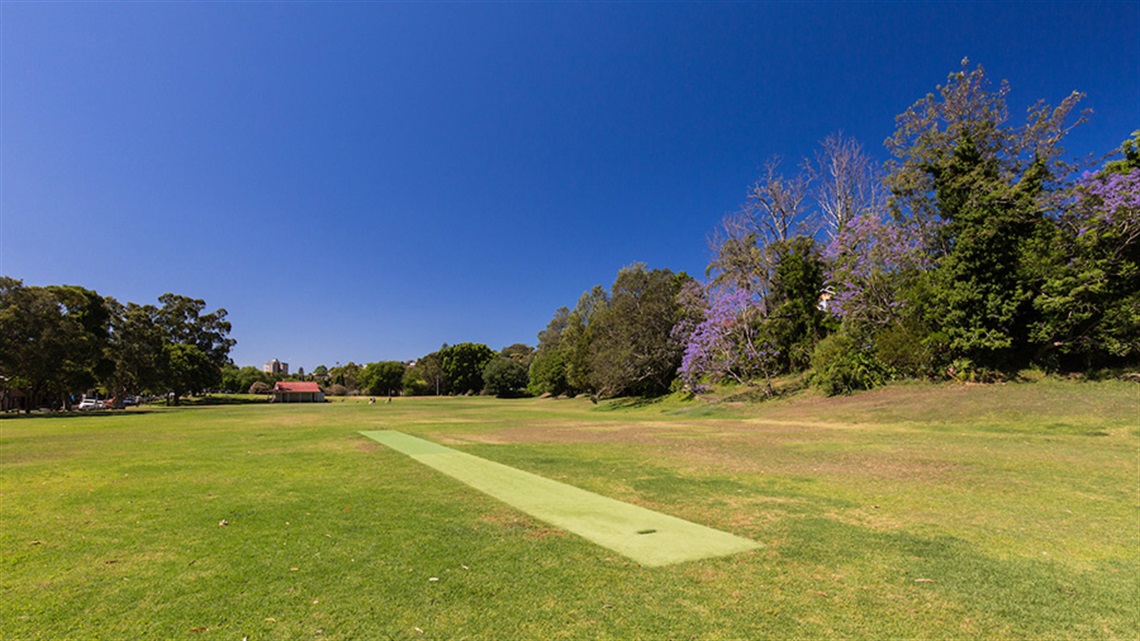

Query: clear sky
[3,1,1137,372]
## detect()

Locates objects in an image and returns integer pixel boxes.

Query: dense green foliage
[589,265,693,397]
[527,307,572,397]
[358,361,407,396]
[0,280,110,411]
[439,342,497,395]
[810,332,891,396]
[0,279,234,410]
[529,264,692,398]
[219,364,277,395]
[767,236,834,371]
[482,357,530,397]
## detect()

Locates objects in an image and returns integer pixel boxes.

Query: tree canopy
[0,280,234,410]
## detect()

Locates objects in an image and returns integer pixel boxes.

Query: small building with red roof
[271,381,325,403]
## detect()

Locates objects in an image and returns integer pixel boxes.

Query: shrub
[946,358,1006,383]
[248,381,272,395]
[328,383,349,397]
[811,333,891,396]
[873,323,934,378]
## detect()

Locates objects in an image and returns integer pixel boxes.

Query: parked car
[78,398,101,410]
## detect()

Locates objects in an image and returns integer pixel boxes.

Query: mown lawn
[1,380,1136,639]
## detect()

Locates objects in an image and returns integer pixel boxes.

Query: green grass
[1,380,1137,639]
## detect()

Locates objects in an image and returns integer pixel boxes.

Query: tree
[589,264,692,397]
[219,363,241,393]
[1030,139,1140,368]
[482,357,529,398]
[562,286,608,394]
[499,343,535,366]
[741,156,811,246]
[219,364,278,394]
[403,352,445,395]
[809,132,886,240]
[708,156,815,311]
[886,59,1084,246]
[0,279,67,412]
[155,294,235,403]
[885,60,1086,372]
[327,362,362,392]
[0,279,113,412]
[821,209,938,379]
[0,283,236,409]
[249,380,272,395]
[163,343,215,401]
[767,236,832,371]
[528,349,569,397]
[824,210,925,336]
[438,343,496,395]
[105,302,166,403]
[528,307,571,396]
[45,285,113,407]
[677,286,778,394]
[359,361,407,396]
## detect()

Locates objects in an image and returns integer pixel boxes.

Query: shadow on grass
[595,396,669,411]
[0,408,159,420]
[778,516,1136,638]
[174,395,269,406]
[730,375,811,401]
[0,395,268,418]
[718,387,780,403]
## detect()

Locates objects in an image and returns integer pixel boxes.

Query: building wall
[263,359,289,375]
[272,391,324,403]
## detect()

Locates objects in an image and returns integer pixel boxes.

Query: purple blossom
[823,212,925,328]
[676,287,777,390]
[1075,168,1140,240]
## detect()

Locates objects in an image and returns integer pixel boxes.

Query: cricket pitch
[360,430,760,566]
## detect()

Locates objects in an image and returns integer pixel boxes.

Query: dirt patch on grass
[434,433,515,446]
[448,412,967,490]
[477,511,566,540]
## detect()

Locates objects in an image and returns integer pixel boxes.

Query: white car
[78,398,101,410]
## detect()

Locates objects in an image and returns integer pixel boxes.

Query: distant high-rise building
[263,359,289,375]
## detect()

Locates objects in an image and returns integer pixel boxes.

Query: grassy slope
[1,380,1136,640]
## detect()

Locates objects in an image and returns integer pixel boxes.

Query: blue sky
[3,1,1137,371]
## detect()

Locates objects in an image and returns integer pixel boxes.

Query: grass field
[1,380,1137,639]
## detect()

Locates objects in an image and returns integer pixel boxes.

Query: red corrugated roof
[274,382,322,393]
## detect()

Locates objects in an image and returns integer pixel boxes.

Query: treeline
[226,343,535,399]
[0,278,234,412]
[530,62,1139,398]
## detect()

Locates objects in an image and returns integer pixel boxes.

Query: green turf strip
[360,430,760,566]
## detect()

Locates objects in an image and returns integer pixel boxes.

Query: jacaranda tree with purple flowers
[824,211,926,337]
[676,285,779,395]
